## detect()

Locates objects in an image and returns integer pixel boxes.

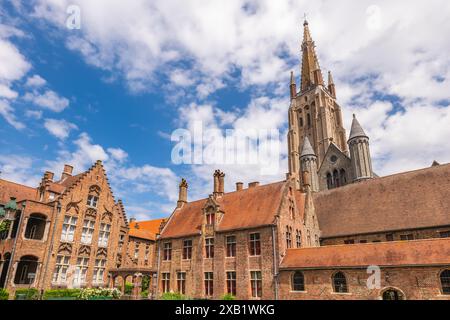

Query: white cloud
[25,109,43,119]
[107,147,128,162]
[44,118,78,140]
[24,90,70,112]
[0,83,18,99]
[26,74,47,87]
[0,154,40,186]
[0,99,25,130]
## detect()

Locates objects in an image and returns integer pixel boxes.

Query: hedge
[0,289,9,300]
[43,289,81,300]
[14,288,39,300]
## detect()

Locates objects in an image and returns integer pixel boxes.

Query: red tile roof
[315,163,450,238]
[280,238,450,269]
[0,179,37,203]
[160,181,289,239]
[129,218,166,241]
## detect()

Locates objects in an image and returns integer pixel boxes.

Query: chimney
[177,178,188,207]
[129,217,136,224]
[44,171,54,182]
[213,170,225,197]
[248,182,260,188]
[61,164,74,180]
[236,182,243,191]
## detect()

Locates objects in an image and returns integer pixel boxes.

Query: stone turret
[348,115,373,182]
[300,137,319,192]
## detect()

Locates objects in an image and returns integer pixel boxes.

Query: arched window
[286,226,292,249]
[25,213,47,240]
[332,272,348,293]
[333,170,340,188]
[299,117,303,127]
[340,169,347,185]
[307,114,311,127]
[292,271,305,291]
[326,173,333,189]
[14,255,38,285]
[0,252,11,288]
[440,269,450,294]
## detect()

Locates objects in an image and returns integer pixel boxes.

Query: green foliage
[14,288,39,300]
[124,282,134,295]
[222,293,236,300]
[160,292,186,300]
[0,220,11,233]
[76,288,121,300]
[0,289,9,300]
[140,290,149,298]
[141,275,150,291]
[43,289,81,300]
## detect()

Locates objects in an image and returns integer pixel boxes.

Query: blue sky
[1,0,450,220]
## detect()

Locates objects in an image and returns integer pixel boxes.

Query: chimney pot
[177,178,188,207]
[213,170,225,196]
[248,182,260,188]
[44,171,54,182]
[236,182,244,191]
[61,164,74,180]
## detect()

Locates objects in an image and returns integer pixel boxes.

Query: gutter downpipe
[272,224,279,300]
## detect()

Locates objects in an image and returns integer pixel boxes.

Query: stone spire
[300,136,315,157]
[300,20,324,92]
[328,71,336,98]
[348,115,373,182]
[348,114,368,140]
[290,70,297,100]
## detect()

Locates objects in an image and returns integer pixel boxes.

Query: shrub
[0,289,9,300]
[160,292,186,300]
[76,288,122,300]
[14,288,39,300]
[124,282,134,295]
[43,289,81,300]
[222,294,236,300]
[140,290,149,298]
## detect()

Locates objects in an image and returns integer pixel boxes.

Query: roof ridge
[0,178,36,190]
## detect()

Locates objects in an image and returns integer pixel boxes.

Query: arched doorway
[0,253,11,288]
[14,255,39,285]
[382,288,405,300]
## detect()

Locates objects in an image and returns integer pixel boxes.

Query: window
[440,270,450,294]
[61,216,77,242]
[249,233,261,256]
[400,234,414,241]
[177,272,186,295]
[250,271,262,298]
[307,230,311,246]
[292,271,305,291]
[205,238,214,258]
[93,259,106,284]
[25,213,46,240]
[81,219,95,245]
[206,212,215,225]
[340,169,347,185]
[183,240,192,260]
[226,236,236,257]
[333,170,340,188]
[226,271,237,296]
[332,272,348,293]
[98,223,111,247]
[204,272,214,296]
[386,234,394,241]
[134,245,140,259]
[73,257,89,287]
[344,239,355,244]
[307,114,311,127]
[118,234,125,250]
[296,230,302,248]
[52,255,70,284]
[163,242,172,261]
[359,240,367,243]
[299,117,303,127]
[439,231,450,238]
[286,226,292,249]
[162,273,170,293]
[86,195,98,208]
[326,173,333,189]
[145,245,150,261]
[315,235,319,246]
[289,200,295,219]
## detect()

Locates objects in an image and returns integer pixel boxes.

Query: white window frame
[81,219,95,245]
[61,215,78,242]
[93,259,106,285]
[52,255,70,285]
[73,257,89,287]
[86,195,99,208]
[98,223,111,247]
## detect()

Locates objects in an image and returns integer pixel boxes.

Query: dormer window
[87,195,98,208]
[206,212,215,225]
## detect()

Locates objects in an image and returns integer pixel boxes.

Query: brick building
[0,161,138,297]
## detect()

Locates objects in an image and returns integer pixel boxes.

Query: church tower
[288,20,348,189]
